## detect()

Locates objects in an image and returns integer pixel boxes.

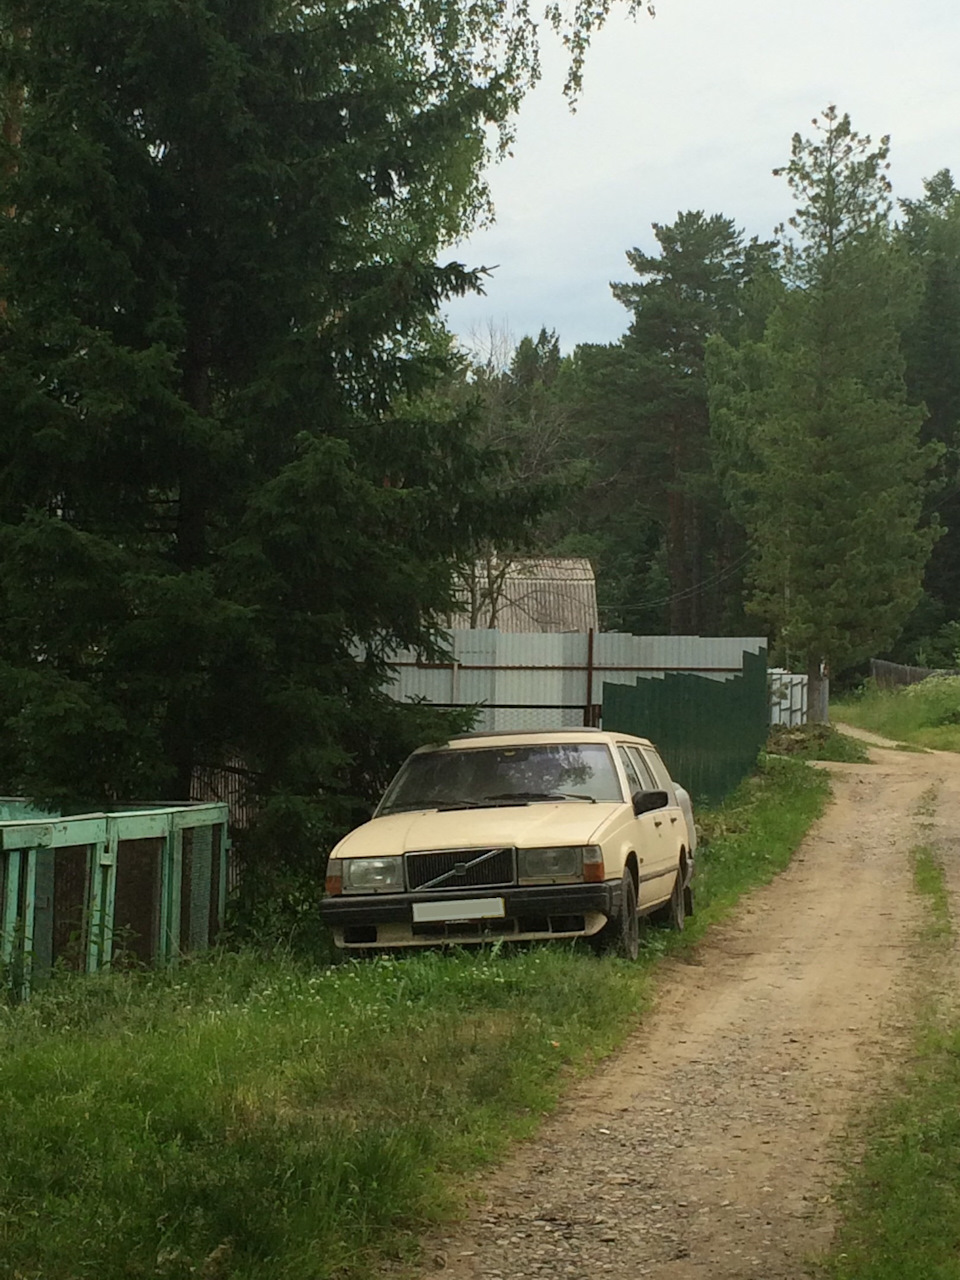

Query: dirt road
[419,731,955,1280]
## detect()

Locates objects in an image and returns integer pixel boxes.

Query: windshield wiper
[381,792,597,814]
[481,791,597,804]
[436,797,531,810]
[378,803,440,815]
[382,798,532,813]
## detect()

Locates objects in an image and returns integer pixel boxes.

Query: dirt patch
[414,732,956,1279]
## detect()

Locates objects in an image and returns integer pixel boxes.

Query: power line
[598,550,752,617]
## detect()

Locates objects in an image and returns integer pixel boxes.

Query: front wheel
[593,869,639,960]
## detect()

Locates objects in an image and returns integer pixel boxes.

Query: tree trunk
[1,33,26,320]
[667,486,687,634]
[806,657,830,724]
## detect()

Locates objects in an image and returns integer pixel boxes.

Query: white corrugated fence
[383,630,776,732]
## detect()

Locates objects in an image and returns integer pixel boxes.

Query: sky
[441,0,960,357]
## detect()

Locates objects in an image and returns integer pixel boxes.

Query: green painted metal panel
[2,823,54,850]
[171,804,228,831]
[86,850,109,974]
[602,649,769,806]
[108,812,171,842]
[1,850,21,966]
[99,842,118,967]
[159,829,183,964]
[2,817,107,851]
[21,850,37,993]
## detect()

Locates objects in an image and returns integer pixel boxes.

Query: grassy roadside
[833,677,960,751]
[824,792,960,1280]
[767,723,871,764]
[0,756,829,1280]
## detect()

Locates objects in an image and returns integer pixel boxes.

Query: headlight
[518,846,586,883]
[341,856,404,894]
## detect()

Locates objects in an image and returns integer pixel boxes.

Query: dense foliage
[1,8,957,881]
[0,753,826,1280]
[472,108,953,689]
[0,0,637,866]
[568,213,777,633]
[709,111,936,711]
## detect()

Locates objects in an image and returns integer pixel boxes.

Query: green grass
[686,754,830,937]
[828,1020,960,1280]
[0,756,830,1280]
[911,846,951,945]
[834,677,960,752]
[767,723,872,764]
[824,832,960,1280]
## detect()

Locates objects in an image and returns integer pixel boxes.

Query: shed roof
[450,557,599,633]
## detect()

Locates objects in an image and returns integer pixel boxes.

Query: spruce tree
[895,171,960,657]
[709,109,937,714]
[0,0,583,864]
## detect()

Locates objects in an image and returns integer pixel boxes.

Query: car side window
[617,746,645,797]
[639,747,676,798]
[626,746,658,791]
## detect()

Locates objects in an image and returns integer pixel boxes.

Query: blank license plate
[412,898,506,923]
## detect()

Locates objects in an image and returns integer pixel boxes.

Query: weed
[0,756,830,1280]
[911,847,951,946]
[825,824,957,1279]
[834,679,960,752]
[767,723,871,764]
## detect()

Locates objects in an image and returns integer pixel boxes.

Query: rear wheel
[667,864,686,932]
[684,878,695,919]
[593,869,639,960]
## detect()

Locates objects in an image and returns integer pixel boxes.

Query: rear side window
[638,747,676,799]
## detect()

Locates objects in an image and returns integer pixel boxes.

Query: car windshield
[377,742,624,814]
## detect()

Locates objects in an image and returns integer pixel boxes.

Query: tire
[593,868,639,960]
[667,864,686,932]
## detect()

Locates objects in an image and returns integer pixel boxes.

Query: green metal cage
[1,802,229,998]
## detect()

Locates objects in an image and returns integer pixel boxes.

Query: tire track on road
[415,743,944,1280]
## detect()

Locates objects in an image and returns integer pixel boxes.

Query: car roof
[416,728,655,752]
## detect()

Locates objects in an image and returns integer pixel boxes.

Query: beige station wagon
[321,728,696,959]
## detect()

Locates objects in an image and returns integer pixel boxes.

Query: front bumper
[320,881,622,949]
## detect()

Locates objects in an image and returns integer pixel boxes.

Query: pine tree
[895,171,960,657]
[570,212,775,633]
[709,109,938,715]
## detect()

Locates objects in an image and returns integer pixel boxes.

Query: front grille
[406,846,516,892]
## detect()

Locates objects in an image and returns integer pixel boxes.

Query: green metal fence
[602,648,769,806]
[0,802,229,999]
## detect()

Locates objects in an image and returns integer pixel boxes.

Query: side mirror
[632,789,669,816]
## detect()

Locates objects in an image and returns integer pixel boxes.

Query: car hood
[332,802,622,858]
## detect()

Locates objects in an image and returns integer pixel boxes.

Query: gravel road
[415,728,953,1280]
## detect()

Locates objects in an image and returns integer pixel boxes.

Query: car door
[616,744,672,904]
[633,745,686,863]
